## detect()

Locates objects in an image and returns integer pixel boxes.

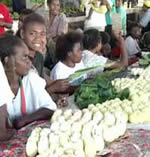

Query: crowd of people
[0,0,150,141]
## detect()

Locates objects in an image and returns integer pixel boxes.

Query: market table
[0,120,150,157]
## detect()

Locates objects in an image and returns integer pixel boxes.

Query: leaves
[75,74,130,109]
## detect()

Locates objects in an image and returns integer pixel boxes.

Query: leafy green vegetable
[139,54,150,66]
[74,73,130,109]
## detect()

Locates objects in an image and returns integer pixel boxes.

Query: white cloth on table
[82,50,107,72]
[51,61,85,80]
[7,69,57,121]
[125,36,141,58]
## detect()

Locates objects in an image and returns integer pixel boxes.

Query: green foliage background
[0,0,12,7]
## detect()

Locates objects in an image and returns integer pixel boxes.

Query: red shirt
[0,3,13,35]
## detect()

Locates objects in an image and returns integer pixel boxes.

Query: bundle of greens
[139,54,150,66]
[74,74,130,109]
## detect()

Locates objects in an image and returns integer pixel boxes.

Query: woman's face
[48,0,60,16]
[69,43,82,63]
[21,22,47,56]
[14,42,31,76]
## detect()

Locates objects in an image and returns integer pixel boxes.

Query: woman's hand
[47,79,70,93]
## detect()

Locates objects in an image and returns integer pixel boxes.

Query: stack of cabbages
[26,106,127,157]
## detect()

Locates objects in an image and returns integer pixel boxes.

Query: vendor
[46,0,68,48]
[51,31,84,80]
[0,3,13,35]
[19,13,69,106]
[139,1,150,34]
[0,34,57,141]
[82,29,128,70]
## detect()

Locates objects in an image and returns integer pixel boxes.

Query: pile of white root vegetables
[26,106,127,157]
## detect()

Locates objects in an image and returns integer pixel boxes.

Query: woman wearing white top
[51,32,85,80]
[82,29,128,69]
[0,34,57,141]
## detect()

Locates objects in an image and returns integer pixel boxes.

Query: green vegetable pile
[61,7,85,17]
[139,54,150,66]
[30,0,44,4]
[0,0,12,8]
[74,74,130,109]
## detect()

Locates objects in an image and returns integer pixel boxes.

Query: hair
[22,13,45,31]
[127,22,140,35]
[0,34,24,64]
[83,29,101,50]
[47,0,60,5]
[144,31,150,44]
[20,9,34,16]
[100,31,110,45]
[55,31,83,61]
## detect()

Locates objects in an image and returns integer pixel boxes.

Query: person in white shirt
[0,60,15,141]
[82,29,128,69]
[139,1,150,33]
[51,32,85,80]
[125,23,141,58]
[0,34,57,141]
[84,0,111,31]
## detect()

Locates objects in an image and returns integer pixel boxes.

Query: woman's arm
[13,108,54,129]
[106,31,128,69]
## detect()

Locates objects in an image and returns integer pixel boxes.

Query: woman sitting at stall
[0,34,57,141]
[20,13,69,94]
[51,31,84,80]
[82,28,128,70]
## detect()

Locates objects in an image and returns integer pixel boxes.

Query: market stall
[1,54,150,156]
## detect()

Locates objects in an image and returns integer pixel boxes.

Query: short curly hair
[55,32,83,61]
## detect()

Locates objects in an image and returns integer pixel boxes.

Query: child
[82,28,128,70]
[51,32,84,80]
[98,31,111,58]
[125,23,141,58]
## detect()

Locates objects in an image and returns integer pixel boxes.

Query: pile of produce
[61,7,85,17]
[111,66,150,123]
[30,0,44,4]
[139,54,150,66]
[26,107,127,157]
[74,74,130,109]
[11,12,19,20]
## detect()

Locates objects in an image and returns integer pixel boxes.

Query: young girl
[82,28,128,70]
[51,32,84,80]
[0,34,57,141]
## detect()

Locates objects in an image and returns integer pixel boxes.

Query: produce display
[0,0,12,8]
[61,7,85,17]
[26,107,127,157]
[30,0,45,4]
[139,54,150,66]
[74,74,130,109]
[112,66,150,123]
